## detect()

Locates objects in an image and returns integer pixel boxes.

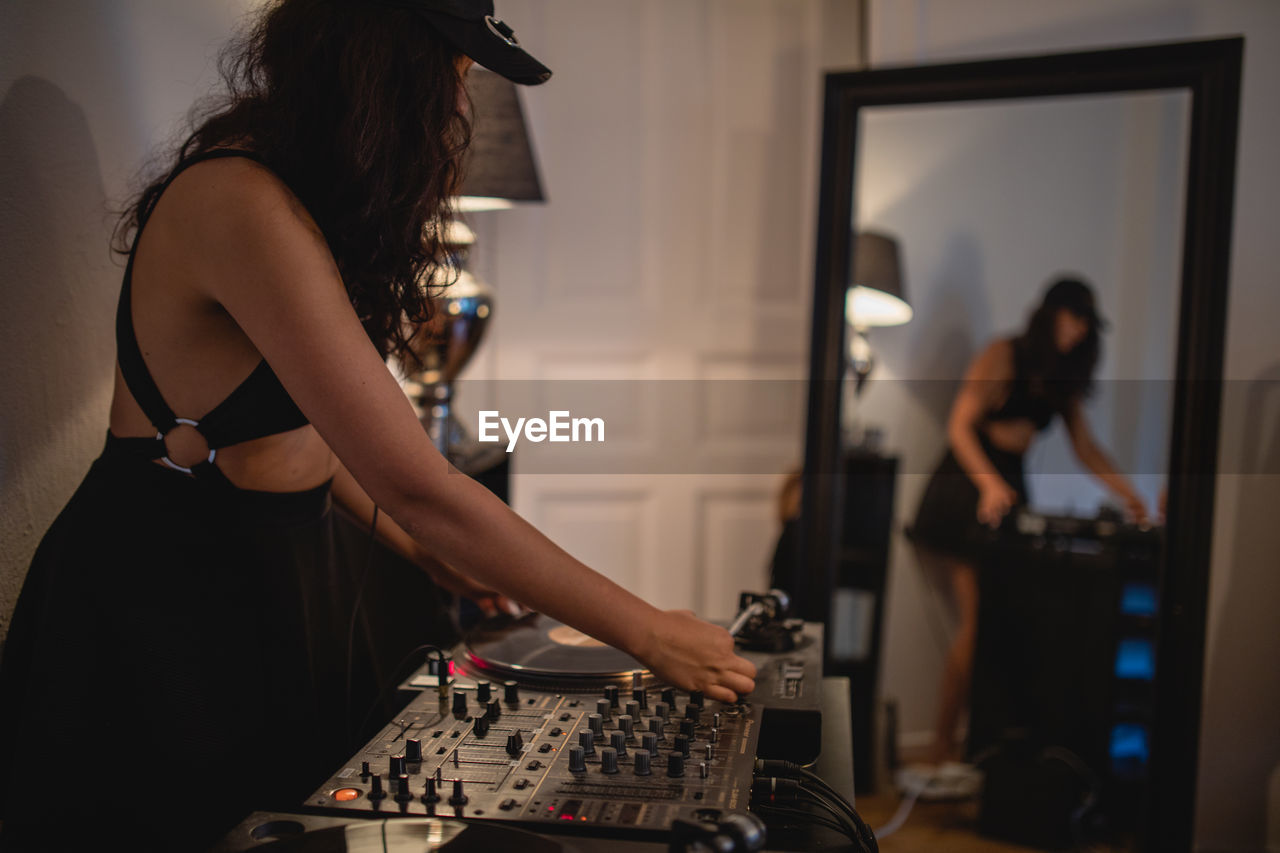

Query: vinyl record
[463,613,649,686]
[245,818,567,853]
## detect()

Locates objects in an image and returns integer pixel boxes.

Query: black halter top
[112,149,310,483]
[986,339,1058,432]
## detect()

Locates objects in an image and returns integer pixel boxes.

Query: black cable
[756,760,879,852]
[352,644,449,748]
[752,775,876,853]
[798,785,877,852]
[751,803,850,837]
[346,505,380,749]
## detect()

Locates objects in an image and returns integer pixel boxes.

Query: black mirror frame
[799,37,1243,851]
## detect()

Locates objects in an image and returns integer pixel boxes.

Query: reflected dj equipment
[213,593,847,852]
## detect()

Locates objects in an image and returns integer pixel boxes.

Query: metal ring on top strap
[156,417,217,475]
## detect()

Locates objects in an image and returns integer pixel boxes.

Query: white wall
[866,1,1280,850]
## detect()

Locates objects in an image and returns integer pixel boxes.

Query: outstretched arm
[948,340,1019,527]
[329,459,525,617]
[184,158,756,702]
[1063,400,1148,524]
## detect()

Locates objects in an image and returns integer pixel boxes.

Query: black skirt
[0,435,387,851]
[907,435,1029,563]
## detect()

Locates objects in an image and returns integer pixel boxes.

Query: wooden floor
[853,791,1131,852]
[855,792,1036,852]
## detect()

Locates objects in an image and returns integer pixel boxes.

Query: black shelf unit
[827,449,898,795]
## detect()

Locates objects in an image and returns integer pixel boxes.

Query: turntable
[457,613,653,689]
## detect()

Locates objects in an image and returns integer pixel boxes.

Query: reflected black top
[986,340,1058,432]
[114,149,310,477]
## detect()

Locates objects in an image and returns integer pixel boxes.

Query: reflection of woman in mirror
[903,277,1148,792]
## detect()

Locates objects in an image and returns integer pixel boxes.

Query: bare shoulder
[157,154,339,300]
[967,337,1015,381]
[162,154,325,251]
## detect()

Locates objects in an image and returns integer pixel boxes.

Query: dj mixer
[211,592,855,853]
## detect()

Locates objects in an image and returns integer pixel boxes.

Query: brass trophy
[401,220,502,471]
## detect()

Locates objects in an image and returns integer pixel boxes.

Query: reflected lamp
[845,231,911,394]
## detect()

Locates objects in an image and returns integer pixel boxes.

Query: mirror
[800,39,1242,852]
[859,89,1187,849]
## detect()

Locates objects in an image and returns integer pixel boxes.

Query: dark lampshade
[458,67,545,209]
[846,231,912,328]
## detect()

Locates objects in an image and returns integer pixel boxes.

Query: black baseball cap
[1043,276,1108,329]
[375,0,552,85]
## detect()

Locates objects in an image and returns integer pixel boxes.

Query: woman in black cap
[0,1,754,848]
[900,276,1148,796]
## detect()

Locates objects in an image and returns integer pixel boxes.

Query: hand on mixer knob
[634,611,756,704]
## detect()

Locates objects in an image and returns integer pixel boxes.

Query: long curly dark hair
[1012,276,1103,411]
[114,0,471,363]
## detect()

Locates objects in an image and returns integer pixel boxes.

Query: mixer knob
[588,713,604,738]
[603,685,620,708]
[699,762,709,780]
[422,777,440,804]
[661,688,676,707]
[395,774,414,803]
[689,690,704,709]
[600,747,619,774]
[451,690,467,716]
[389,755,406,779]
[654,701,670,722]
[634,751,652,776]
[360,761,371,779]
[624,700,640,720]
[713,712,721,728]
[685,704,701,725]
[476,681,491,704]
[578,729,595,756]
[487,699,502,721]
[506,731,524,756]
[618,714,635,739]
[675,733,691,758]
[648,718,665,740]
[667,753,685,778]
[610,731,628,757]
[705,744,714,761]
[710,728,719,744]
[449,778,468,806]
[632,687,648,710]
[680,719,695,739]
[568,745,586,773]
[474,716,490,738]
[504,680,520,705]
[641,731,658,756]
[368,773,386,800]
[406,739,422,762]
[596,699,611,719]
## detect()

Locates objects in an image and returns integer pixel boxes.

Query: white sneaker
[894,761,983,801]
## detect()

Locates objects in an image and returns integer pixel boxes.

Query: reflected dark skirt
[907,435,1028,563]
